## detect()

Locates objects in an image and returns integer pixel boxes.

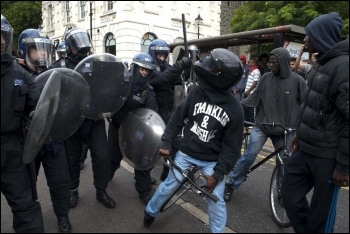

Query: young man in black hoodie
[143,48,244,233]
[282,12,349,233]
[224,47,306,202]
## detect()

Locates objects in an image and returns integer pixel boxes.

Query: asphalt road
[2,137,349,233]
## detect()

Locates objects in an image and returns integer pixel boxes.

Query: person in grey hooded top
[224,47,306,202]
[282,12,349,233]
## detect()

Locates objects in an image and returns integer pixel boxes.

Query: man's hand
[332,169,349,187]
[177,57,192,69]
[290,134,298,153]
[159,148,171,159]
[203,175,218,193]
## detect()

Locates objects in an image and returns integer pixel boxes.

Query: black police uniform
[53,58,115,208]
[19,60,72,232]
[108,72,158,202]
[1,57,44,233]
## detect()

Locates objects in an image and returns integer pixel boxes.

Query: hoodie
[242,47,306,135]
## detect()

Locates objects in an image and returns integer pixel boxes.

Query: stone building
[41,1,243,63]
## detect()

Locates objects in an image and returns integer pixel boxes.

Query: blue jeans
[145,150,227,233]
[226,126,291,189]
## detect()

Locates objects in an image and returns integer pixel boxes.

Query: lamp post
[89,1,93,41]
[195,14,203,39]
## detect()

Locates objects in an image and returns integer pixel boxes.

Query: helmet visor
[24,38,54,67]
[1,23,13,56]
[68,29,92,55]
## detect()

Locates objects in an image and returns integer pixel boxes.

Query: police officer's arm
[144,89,158,113]
[23,68,40,116]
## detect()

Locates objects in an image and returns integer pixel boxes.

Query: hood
[269,47,291,79]
[305,12,343,56]
[239,55,247,66]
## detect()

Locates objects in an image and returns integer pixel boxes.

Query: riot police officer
[53,28,116,209]
[16,28,72,233]
[108,52,158,204]
[1,15,44,233]
[148,39,192,181]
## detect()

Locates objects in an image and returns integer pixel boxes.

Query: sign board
[284,41,309,61]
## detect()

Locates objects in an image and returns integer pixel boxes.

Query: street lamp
[89,1,93,41]
[195,14,203,39]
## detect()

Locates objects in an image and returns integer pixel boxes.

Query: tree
[231,1,349,35]
[1,1,42,55]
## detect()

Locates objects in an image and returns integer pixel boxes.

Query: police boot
[57,216,72,233]
[96,189,116,209]
[70,189,79,208]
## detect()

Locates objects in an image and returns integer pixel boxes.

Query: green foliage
[1,1,42,54]
[231,1,349,34]
[230,1,349,56]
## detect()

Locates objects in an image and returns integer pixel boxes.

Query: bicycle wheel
[160,181,189,212]
[269,164,291,228]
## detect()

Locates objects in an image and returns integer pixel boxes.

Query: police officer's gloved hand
[140,90,148,105]
[176,57,192,69]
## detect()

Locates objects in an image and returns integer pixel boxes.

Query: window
[79,1,86,19]
[105,33,116,55]
[107,1,113,11]
[48,4,54,31]
[65,2,71,24]
[141,33,157,53]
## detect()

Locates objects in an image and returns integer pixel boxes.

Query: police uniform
[1,58,44,233]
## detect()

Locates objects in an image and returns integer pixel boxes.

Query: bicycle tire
[269,164,291,228]
[160,182,188,212]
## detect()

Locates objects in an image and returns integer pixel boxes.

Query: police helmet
[148,39,170,67]
[17,28,54,68]
[56,42,66,59]
[1,15,13,56]
[194,48,243,90]
[132,52,155,70]
[65,28,92,57]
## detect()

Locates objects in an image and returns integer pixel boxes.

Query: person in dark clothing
[282,12,349,233]
[231,54,249,101]
[224,47,306,202]
[1,15,44,233]
[258,52,269,75]
[53,28,116,210]
[16,28,72,233]
[290,57,305,79]
[107,52,158,205]
[148,39,192,181]
[144,48,244,233]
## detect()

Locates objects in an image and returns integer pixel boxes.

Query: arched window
[141,32,157,53]
[105,33,116,55]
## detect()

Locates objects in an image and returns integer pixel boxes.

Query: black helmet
[65,28,92,62]
[1,14,13,56]
[194,48,243,90]
[56,42,66,59]
[148,39,170,67]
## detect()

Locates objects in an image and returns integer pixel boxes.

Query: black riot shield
[118,108,166,170]
[74,53,131,120]
[34,68,91,143]
[23,71,61,163]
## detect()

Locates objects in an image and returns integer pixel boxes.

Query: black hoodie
[242,47,306,136]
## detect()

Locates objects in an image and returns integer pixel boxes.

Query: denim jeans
[145,150,227,233]
[226,126,292,189]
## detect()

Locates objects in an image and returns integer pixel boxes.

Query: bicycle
[159,157,219,212]
[243,122,294,228]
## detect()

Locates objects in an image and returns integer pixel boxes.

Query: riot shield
[23,71,61,163]
[34,68,91,143]
[118,108,166,170]
[74,53,131,120]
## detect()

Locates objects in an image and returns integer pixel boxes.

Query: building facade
[42,1,242,64]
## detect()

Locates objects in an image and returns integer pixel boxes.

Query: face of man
[303,35,317,53]
[1,32,7,54]
[269,55,280,75]
[139,67,149,77]
[290,61,296,71]
[156,53,167,61]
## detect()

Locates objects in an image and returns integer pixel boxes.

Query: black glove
[176,57,192,69]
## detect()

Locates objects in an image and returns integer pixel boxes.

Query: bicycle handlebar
[166,157,219,202]
[260,122,295,132]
